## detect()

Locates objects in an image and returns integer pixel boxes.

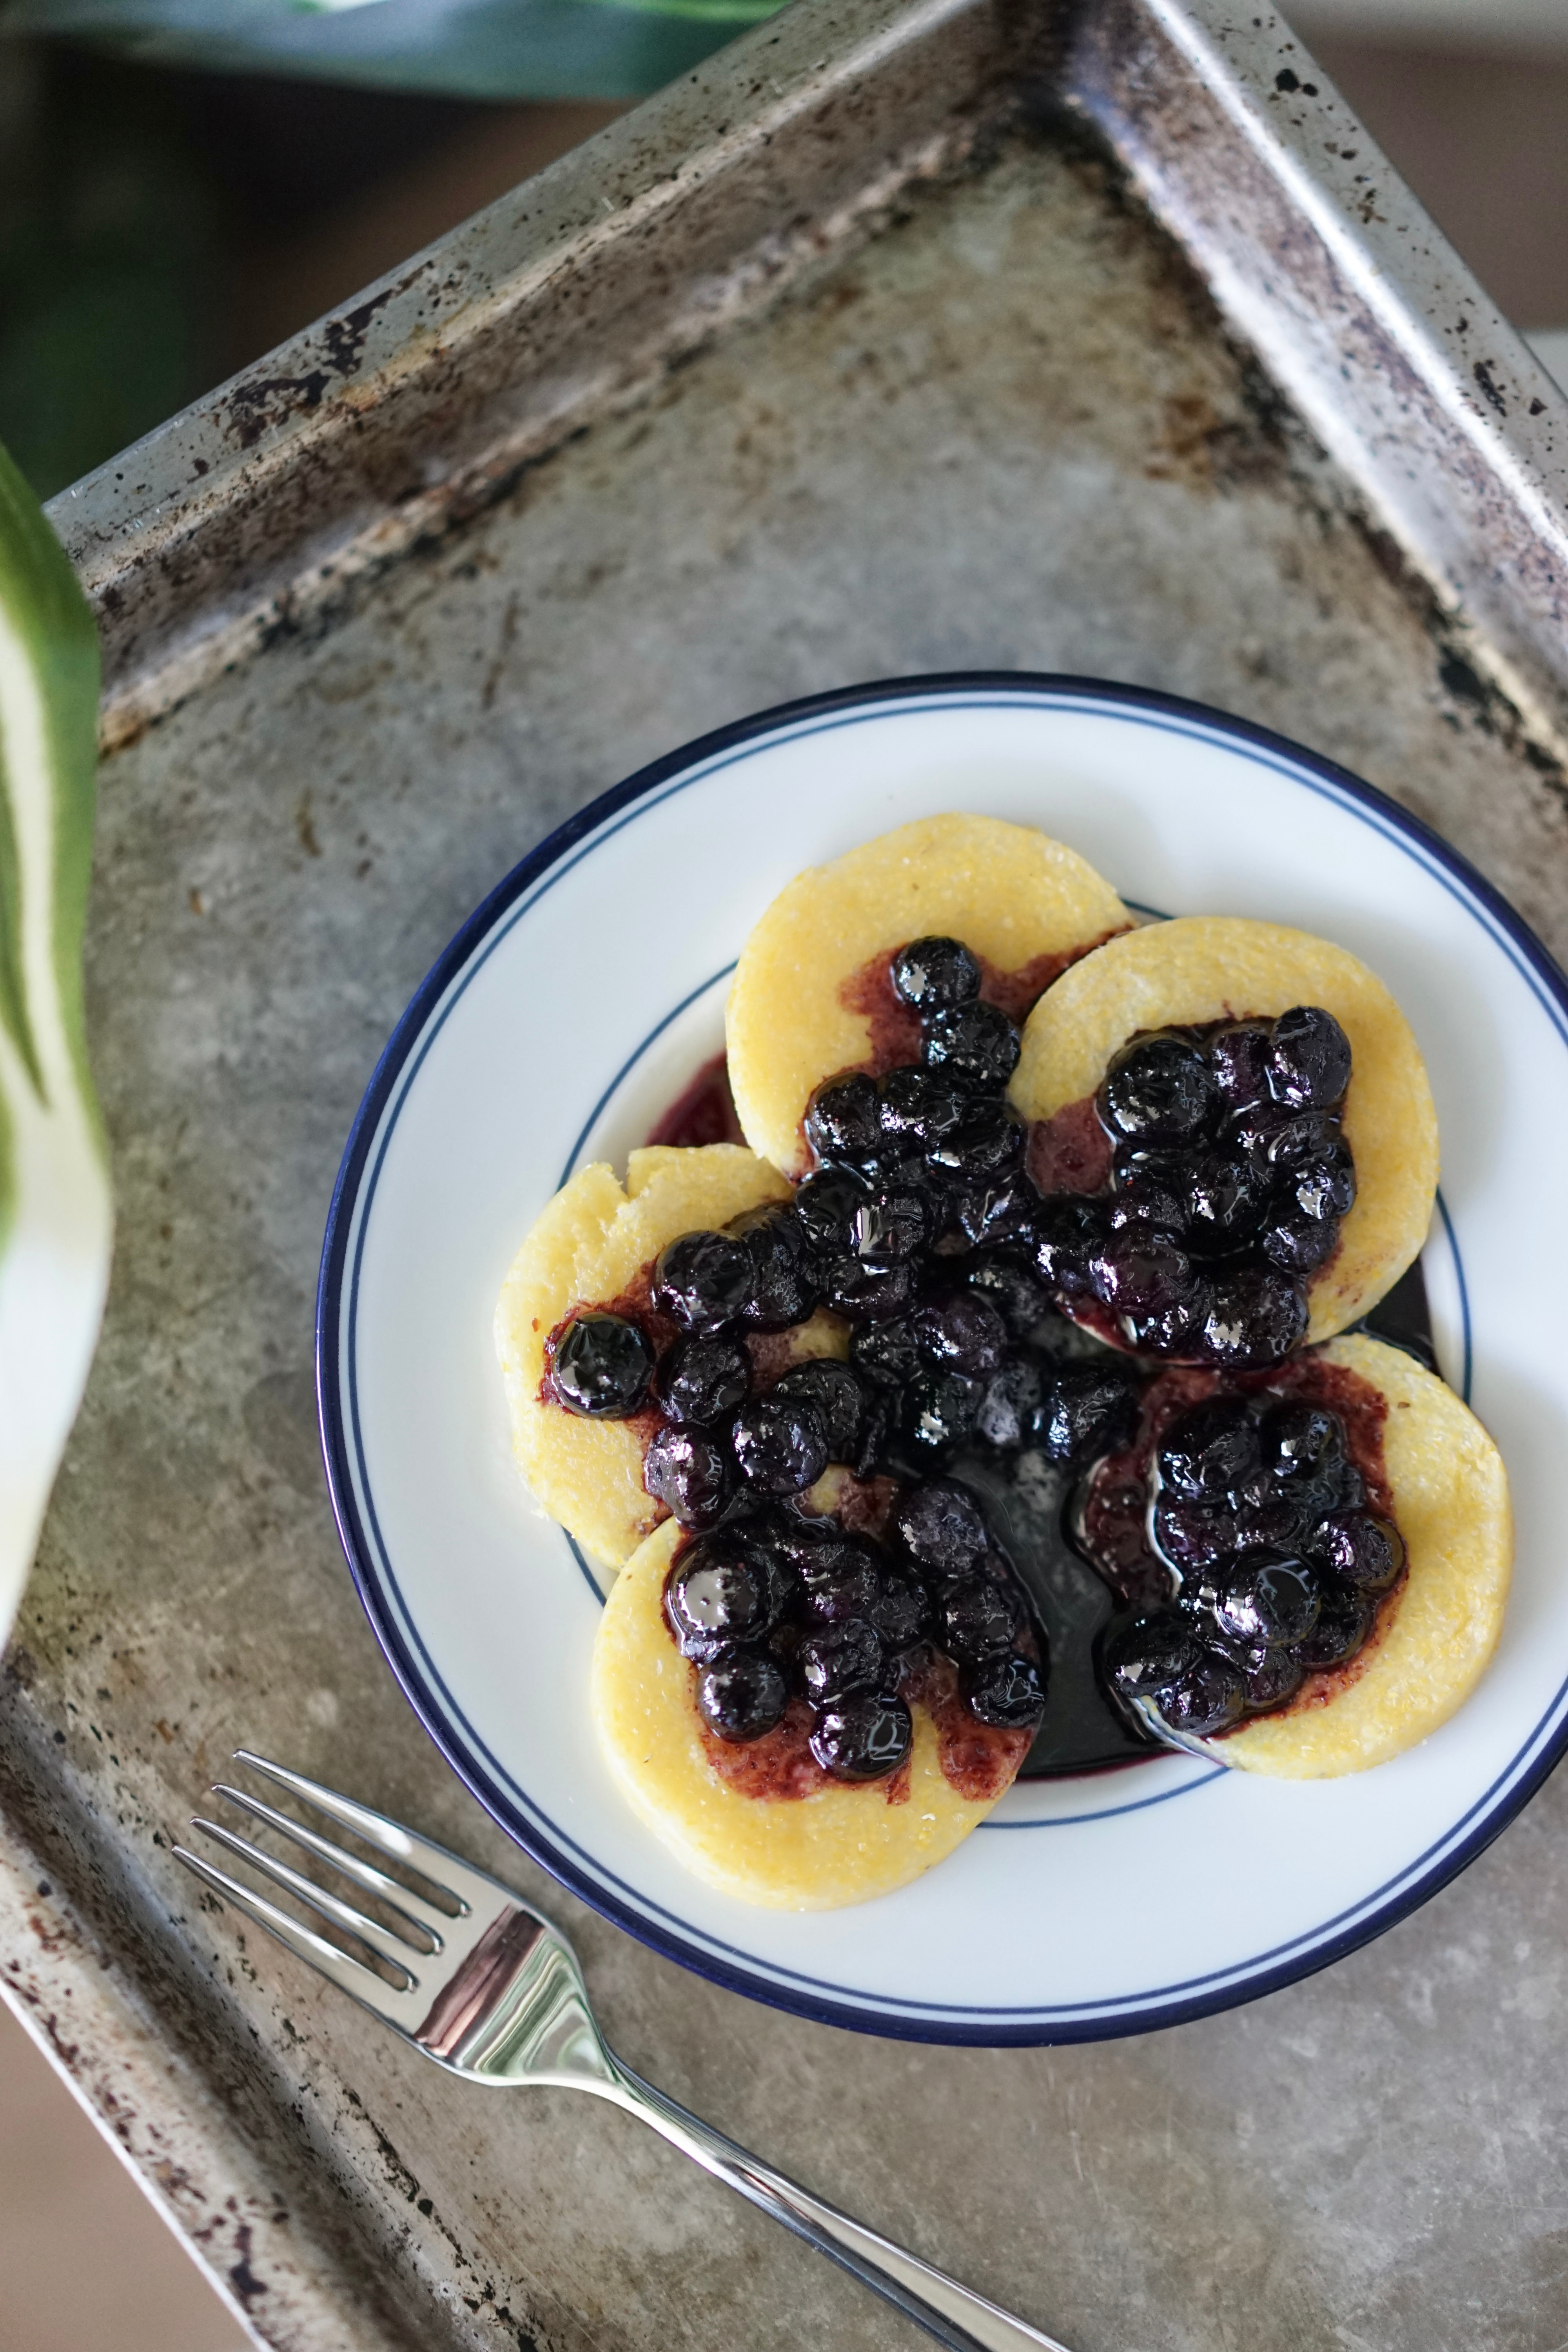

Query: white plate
[318,676,1566,2044]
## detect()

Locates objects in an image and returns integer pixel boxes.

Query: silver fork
[176,1750,1071,2352]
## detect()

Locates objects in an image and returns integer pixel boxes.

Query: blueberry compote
[541,944,1391,1784]
[1031,1007,1356,1367]
[661,1487,1044,1795]
[1082,1363,1407,1749]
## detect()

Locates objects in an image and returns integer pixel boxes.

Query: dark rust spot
[226,372,333,450]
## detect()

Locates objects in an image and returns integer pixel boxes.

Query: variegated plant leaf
[0,441,112,1651]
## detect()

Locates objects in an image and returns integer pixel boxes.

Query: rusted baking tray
[6,2,1568,2346]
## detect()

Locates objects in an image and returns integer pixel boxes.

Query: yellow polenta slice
[1214,1336,1511,1778]
[592,1519,1015,1908]
[495,1144,841,1571]
[728,814,1130,1178]
[1010,916,1438,1344]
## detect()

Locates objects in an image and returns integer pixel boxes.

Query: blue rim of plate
[316,671,1568,2046]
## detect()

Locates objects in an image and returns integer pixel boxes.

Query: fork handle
[603,2061,1073,2352]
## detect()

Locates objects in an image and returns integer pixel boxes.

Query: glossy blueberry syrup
[646,1053,745,1149]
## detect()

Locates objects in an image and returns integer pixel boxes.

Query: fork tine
[211,1783,449,1944]
[190,1817,427,1978]
[174,1846,423,2024]
[233,1750,501,1915]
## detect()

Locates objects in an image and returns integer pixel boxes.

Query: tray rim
[316,666,1568,2047]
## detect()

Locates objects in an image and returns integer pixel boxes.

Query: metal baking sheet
[7,3,1568,2346]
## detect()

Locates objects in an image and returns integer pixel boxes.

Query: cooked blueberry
[965,1652,1046,1729]
[1227,1481,1321,1553]
[850,1315,924,1387]
[1303,1509,1405,1593]
[798,1579,879,1641]
[878,1064,968,1147]
[1259,1401,1343,1482]
[653,1230,754,1333]
[1152,1491,1234,1569]
[1089,1229,1199,1318]
[766,1617,804,1670]
[804,1072,883,1167]
[926,1097,1028,1180]
[891,935,983,1011]
[1183,1155,1270,1255]
[1261,1214,1339,1274]
[821,1255,920,1323]
[660,1335,750,1427]
[975,1355,1046,1450]
[1266,1005,1352,1111]
[938,1574,1017,1663]
[967,1252,1054,1336]
[1288,1144,1357,1225]
[853,1388,893,1477]
[893,1479,989,1579]
[904,1368,984,1453]
[800,1617,885,1704]
[644,1425,735,1528]
[769,1359,866,1463]
[1319,1455,1367,1512]
[956,1178,1039,1247]
[1198,1268,1308,1366]
[913,1292,1008,1377]
[922,999,1021,1089]
[1259,1108,1343,1172]
[1109,1175,1189,1235]
[796,1543,885,1623]
[867,1571,930,1649]
[1212,1550,1321,1649]
[1208,1021,1272,1113]
[853,1179,933,1262]
[731,1393,829,1495]
[1160,1650,1247,1736]
[1292,1588,1374,1670]
[1125,1294,1208,1356]
[758,1548,806,1626]
[695,1649,788,1742]
[1159,1395,1260,1495]
[1033,1196,1108,1297]
[755,1515,857,1574]
[550,1313,655,1417]
[1099,1034,1218,1147]
[1240,1647,1306,1711]
[664,1541,771,1656]
[795,1165,871,1259]
[810,1691,913,1780]
[1037,1361,1142,1464]
[1103,1611,1208,1706]
[728,1202,817,1328]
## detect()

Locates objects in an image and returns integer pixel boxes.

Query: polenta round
[1208,1336,1511,1778]
[728,814,1130,1179]
[494,1144,847,1571]
[591,1519,1022,1908]
[1010,916,1438,1344]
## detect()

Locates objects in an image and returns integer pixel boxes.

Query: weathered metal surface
[7,4,1568,2349]
[1065,0,1568,746]
[53,0,1014,753]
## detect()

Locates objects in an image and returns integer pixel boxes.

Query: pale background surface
[3,4,1567,2348]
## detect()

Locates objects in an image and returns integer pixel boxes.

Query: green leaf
[0,437,112,1650]
[0,0,783,100]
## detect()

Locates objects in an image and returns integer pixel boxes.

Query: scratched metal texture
[5,3,1568,2349]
